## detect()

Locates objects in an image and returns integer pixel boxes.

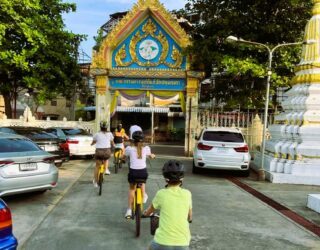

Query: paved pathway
[5,145,320,250]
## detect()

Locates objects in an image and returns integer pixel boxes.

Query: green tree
[183,0,313,110]
[0,0,86,118]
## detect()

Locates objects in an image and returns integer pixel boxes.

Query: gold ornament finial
[313,0,320,15]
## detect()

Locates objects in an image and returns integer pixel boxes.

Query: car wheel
[192,161,200,174]
[240,169,250,177]
[86,154,95,159]
[35,190,47,194]
[55,162,63,168]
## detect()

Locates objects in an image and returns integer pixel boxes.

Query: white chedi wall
[254,83,320,185]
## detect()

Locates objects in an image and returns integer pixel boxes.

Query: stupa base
[253,152,320,185]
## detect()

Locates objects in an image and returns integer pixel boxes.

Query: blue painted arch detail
[112,16,187,70]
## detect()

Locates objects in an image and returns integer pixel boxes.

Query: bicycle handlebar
[141,213,159,219]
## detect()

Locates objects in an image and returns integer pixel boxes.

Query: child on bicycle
[143,160,193,250]
[91,121,114,187]
[124,130,155,219]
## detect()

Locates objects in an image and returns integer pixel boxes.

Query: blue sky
[63,0,187,60]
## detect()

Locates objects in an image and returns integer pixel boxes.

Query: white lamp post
[226,36,307,180]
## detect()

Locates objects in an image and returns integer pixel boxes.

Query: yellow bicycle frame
[114,148,123,161]
[133,185,143,212]
[98,161,105,175]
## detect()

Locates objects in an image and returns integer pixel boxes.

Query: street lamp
[226,35,309,180]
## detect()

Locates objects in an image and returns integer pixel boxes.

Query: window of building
[51,100,57,106]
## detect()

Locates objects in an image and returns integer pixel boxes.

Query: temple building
[91,0,203,155]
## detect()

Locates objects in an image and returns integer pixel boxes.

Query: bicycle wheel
[98,172,103,196]
[135,203,141,237]
[114,155,119,174]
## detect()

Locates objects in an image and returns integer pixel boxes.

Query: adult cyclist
[113,124,128,164]
[114,124,128,151]
[117,123,129,141]
[143,160,193,250]
[91,121,114,187]
[129,124,142,140]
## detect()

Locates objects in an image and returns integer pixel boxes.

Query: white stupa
[254,0,320,185]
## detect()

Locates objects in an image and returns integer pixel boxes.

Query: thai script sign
[109,78,185,90]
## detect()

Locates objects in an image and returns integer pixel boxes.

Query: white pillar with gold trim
[95,75,112,133]
[185,77,199,156]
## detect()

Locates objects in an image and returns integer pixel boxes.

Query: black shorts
[128,168,148,183]
[95,148,111,161]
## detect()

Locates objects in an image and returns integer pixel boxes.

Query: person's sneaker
[143,193,148,204]
[105,169,111,175]
[93,180,98,188]
[125,208,132,219]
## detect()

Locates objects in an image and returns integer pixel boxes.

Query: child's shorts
[149,241,189,250]
[114,143,124,149]
[128,168,148,183]
[95,148,111,161]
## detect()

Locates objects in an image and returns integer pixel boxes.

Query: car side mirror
[195,135,200,140]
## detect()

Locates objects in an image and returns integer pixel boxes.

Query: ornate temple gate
[91,0,203,156]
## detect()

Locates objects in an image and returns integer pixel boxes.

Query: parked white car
[193,127,250,176]
[46,128,95,158]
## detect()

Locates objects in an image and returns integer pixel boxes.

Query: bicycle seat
[96,156,108,161]
[134,179,146,184]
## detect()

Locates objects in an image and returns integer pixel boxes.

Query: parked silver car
[46,127,95,157]
[193,127,251,176]
[0,132,58,197]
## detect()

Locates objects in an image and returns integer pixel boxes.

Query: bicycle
[141,213,160,235]
[97,159,106,196]
[130,179,145,237]
[113,147,123,174]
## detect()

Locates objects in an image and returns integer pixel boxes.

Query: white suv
[193,127,250,176]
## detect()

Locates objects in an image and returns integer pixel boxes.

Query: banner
[109,78,185,91]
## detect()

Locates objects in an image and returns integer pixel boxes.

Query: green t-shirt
[152,186,192,246]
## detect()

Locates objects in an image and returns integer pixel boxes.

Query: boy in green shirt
[143,160,193,250]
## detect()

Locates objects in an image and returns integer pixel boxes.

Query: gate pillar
[185,75,200,156]
[95,75,112,132]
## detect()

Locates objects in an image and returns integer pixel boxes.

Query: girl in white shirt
[124,130,155,219]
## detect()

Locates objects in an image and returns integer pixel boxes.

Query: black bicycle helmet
[100,121,108,129]
[162,160,185,182]
[117,124,122,132]
[132,130,144,142]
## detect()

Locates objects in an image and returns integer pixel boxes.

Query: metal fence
[198,110,274,128]
[197,110,269,152]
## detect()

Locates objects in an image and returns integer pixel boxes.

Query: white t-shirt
[125,145,151,170]
[93,131,114,148]
[129,125,142,139]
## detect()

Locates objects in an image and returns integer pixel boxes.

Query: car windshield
[46,129,58,136]
[62,128,89,136]
[10,128,57,140]
[203,131,244,142]
[0,128,16,134]
[0,138,41,152]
